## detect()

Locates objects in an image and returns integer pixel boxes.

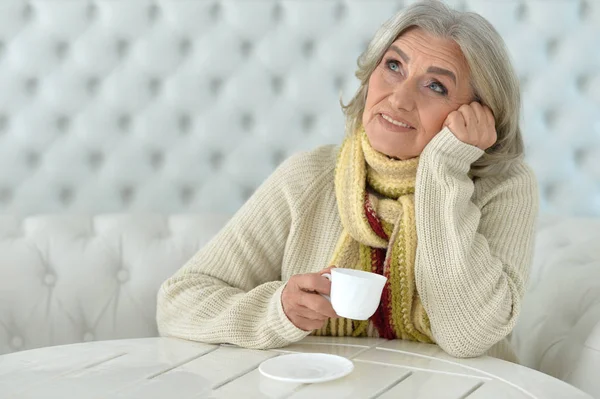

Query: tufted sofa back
[512,216,600,396]
[0,0,598,216]
[0,213,231,353]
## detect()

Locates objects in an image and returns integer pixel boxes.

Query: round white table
[0,336,592,399]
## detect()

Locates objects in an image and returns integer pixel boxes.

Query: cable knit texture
[157,127,539,362]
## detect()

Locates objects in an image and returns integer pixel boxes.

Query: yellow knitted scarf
[312,129,434,343]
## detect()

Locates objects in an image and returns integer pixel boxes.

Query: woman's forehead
[388,29,469,79]
[390,29,464,62]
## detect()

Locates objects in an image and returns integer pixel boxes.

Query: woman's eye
[385,59,401,73]
[428,81,448,96]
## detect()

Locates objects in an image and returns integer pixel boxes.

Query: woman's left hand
[443,101,497,150]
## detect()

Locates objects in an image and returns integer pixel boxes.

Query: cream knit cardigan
[157,127,539,361]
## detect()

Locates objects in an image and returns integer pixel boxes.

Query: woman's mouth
[378,113,415,132]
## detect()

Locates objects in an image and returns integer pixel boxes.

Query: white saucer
[258,353,354,384]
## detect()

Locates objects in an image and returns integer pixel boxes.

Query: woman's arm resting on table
[156,152,328,349]
[415,127,539,358]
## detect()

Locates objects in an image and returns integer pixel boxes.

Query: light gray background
[0,0,598,216]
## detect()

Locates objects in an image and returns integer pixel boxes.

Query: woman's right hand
[281,267,338,331]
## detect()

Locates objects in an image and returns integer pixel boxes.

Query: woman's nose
[388,81,416,112]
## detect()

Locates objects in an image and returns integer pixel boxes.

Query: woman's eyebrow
[426,66,456,85]
[389,45,457,85]
[389,45,410,63]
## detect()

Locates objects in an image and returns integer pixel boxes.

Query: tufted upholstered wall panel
[0,0,598,216]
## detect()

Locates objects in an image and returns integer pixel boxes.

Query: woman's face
[362,28,475,160]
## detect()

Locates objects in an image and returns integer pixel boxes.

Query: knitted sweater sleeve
[415,127,539,358]
[156,151,324,349]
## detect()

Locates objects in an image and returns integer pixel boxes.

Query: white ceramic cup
[321,268,387,320]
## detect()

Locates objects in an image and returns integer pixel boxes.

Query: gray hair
[342,0,523,177]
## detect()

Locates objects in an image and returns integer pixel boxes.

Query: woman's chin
[366,130,415,160]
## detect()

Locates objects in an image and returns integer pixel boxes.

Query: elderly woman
[157,0,538,362]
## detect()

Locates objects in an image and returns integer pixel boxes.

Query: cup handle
[320,273,331,302]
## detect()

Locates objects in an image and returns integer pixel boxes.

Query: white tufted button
[116,39,129,58]
[209,77,222,96]
[240,113,254,130]
[58,187,74,206]
[148,78,162,96]
[333,2,346,21]
[574,148,585,165]
[360,37,372,52]
[83,332,94,342]
[271,75,283,94]
[302,114,315,133]
[545,37,559,58]
[241,186,255,202]
[116,268,129,283]
[271,149,286,167]
[209,151,223,169]
[272,2,283,22]
[44,273,56,286]
[543,182,558,201]
[519,74,529,90]
[576,74,590,93]
[515,2,528,21]
[88,151,104,170]
[209,2,221,19]
[55,41,69,59]
[455,0,467,12]
[118,114,131,131]
[333,75,345,91]
[148,3,161,22]
[179,38,191,56]
[56,115,70,132]
[302,39,315,58]
[24,77,38,96]
[149,151,164,170]
[180,186,195,205]
[0,114,8,132]
[22,3,34,22]
[120,186,135,205]
[87,77,100,95]
[11,336,23,349]
[579,0,591,20]
[0,187,12,204]
[26,151,40,169]
[178,114,191,134]
[240,40,253,57]
[86,3,97,21]
[543,108,557,128]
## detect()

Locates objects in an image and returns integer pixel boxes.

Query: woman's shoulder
[259,144,339,205]
[258,144,339,214]
[283,144,339,168]
[474,157,539,204]
[476,157,537,184]
[275,144,339,184]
